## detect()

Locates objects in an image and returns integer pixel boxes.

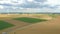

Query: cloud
[27,0,34,2]
[0,0,25,5]
[0,5,4,9]
[0,0,60,13]
[46,0,60,5]
[34,0,47,2]
[0,0,59,9]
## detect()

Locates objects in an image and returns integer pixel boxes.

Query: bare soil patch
[15,16,60,34]
[0,14,53,34]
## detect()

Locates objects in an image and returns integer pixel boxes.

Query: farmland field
[0,14,59,34]
[0,20,14,30]
[13,17,47,23]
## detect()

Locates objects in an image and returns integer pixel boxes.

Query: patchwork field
[0,14,59,34]
[0,20,14,30]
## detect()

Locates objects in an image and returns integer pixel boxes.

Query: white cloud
[0,5,4,9]
[46,0,60,6]
[12,7,18,9]
[0,0,11,4]
[0,0,60,7]
[27,0,34,2]
[0,0,60,12]
[0,0,25,5]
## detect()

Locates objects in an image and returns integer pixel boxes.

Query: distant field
[48,14,60,17]
[13,17,47,23]
[0,20,14,30]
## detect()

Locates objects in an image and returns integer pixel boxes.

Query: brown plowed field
[0,14,56,34]
[14,16,60,34]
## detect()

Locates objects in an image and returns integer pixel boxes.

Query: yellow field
[0,14,59,34]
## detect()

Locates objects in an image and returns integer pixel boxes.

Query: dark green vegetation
[0,20,14,30]
[13,17,47,23]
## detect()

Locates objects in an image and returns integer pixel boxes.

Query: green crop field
[0,20,14,30]
[13,17,47,23]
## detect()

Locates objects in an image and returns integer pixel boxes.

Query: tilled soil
[14,16,60,34]
[0,14,53,34]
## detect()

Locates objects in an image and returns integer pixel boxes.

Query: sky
[0,0,60,13]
